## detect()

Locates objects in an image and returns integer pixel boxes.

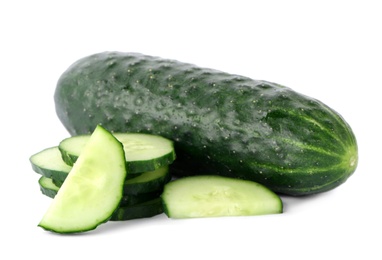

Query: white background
[1,0,381,259]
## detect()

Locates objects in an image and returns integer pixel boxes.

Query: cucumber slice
[110,198,163,221]
[31,146,140,185]
[30,147,72,183]
[38,125,127,233]
[51,172,143,188]
[124,166,171,195]
[119,191,162,207]
[51,166,170,195]
[59,132,176,174]
[38,176,60,198]
[161,175,283,218]
[38,176,162,221]
[39,175,162,206]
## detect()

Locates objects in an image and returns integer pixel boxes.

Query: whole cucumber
[54,52,358,196]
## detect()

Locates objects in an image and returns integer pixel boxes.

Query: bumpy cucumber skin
[54,52,358,196]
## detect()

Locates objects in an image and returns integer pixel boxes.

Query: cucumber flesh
[59,132,175,174]
[39,175,161,203]
[124,166,171,195]
[38,176,162,219]
[38,125,127,233]
[30,147,72,183]
[161,175,283,218]
[51,166,170,195]
[38,176,60,198]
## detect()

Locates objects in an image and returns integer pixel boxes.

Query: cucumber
[161,175,283,218]
[123,166,171,195]
[110,198,163,221]
[59,132,175,174]
[30,147,71,183]
[30,145,140,186]
[54,51,358,196]
[38,125,127,233]
[38,176,163,220]
[119,191,162,207]
[38,176,60,198]
[38,175,161,203]
[52,166,171,195]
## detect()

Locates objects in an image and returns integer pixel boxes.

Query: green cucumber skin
[110,198,163,221]
[38,176,59,199]
[32,163,69,184]
[30,147,71,183]
[123,166,171,195]
[55,52,358,196]
[58,147,77,166]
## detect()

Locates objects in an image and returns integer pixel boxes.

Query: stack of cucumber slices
[30,126,175,233]
[30,125,283,234]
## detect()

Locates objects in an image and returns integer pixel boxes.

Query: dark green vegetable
[54,51,358,196]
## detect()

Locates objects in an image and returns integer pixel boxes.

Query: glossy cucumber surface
[54,52,358,195]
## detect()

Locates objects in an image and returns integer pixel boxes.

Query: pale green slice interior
[59,133,174,163]
[38,126,126,233]
[30,146,72,173]
[162,175,283,219]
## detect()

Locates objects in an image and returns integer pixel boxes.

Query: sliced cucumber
[124,166,171,195]
[119,191,162,207]
[51,171,143,187]
[58,135,89,166]
[59,132,176,174]
[38,176,163,221]
[30,147,71,183]
[110,198,163,221]
[38,125,127,233]
[161,175,283,219]
[39,175,162,206]
[51,166,170,195]
[38,176,60,199]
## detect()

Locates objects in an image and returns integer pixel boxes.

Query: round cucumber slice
[30,146,71,183]
[59,132,175,174]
